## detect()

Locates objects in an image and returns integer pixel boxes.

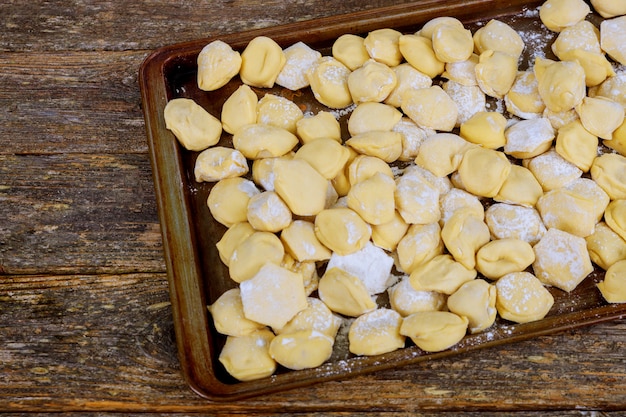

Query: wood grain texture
[0,0,418,52]
[1,0,626,414]
[2,271,625,413]
[0,154,164,275]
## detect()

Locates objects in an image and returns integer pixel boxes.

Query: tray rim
[139,0,626,401]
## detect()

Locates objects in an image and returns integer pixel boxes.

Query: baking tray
[139,0,626,400]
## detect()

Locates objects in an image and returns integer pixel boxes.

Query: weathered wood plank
[0,51,148,154]
[1,273,624,413]
[0,153,165,275]
[0,0,417,52]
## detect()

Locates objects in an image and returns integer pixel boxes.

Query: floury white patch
[326,242,396,295]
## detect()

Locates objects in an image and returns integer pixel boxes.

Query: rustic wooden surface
[1,0,625,415]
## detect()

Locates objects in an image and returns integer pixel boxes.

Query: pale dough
[564,178,610,223]
[269,330,334,370]
[476,238,536,280]
[347,172,396,225]
[494,164,544,208]
[473,19,525,58]
[221,84,258,134]
[536,188,597,237]
[525,148,582,191]
[347,59,397,103]
[576,96,625,140]
[392,117,435,162]
[432,23,474,63]
[398,34,445,78]
[485,203,546,245]
[414,133,473,177]
[447,279,497,333]
[281,256,319,297]
[233,123,298,159]
[228,231,284,283]
[240,36,286,88]
[296,111,342,144]
[276,297,341,339]
[532,228,594,292]
[442,80,486,127]
[332,34,370,71]
[597,259,626,303]
[409,254,477,295]
[439,188,485,225]
[348,102,403,136]
[396,222,444,274]
[385,64,433,108]
[419,17,465,39]
[314,208,371,255]
[364,28,403,67]
[457,146,511,198]
[246,191,292,233]
[273,158,329,216]
[346,131,403,163]
[402,86,458,131]
[605,119,626,156]
[256,93,304,134]
[591,0,626,18]
[326,242,395,295]
[349,308,405,356]
[442,54,479,86]
[590,153,626,200]
[474,50,518,99]
[207,177,260,227]
[395,166,441,224]
[559,48,615,88]
[460,111,507,149]
[251,154,292,192]
[275,41,322,91]
[601,16,626,65]
[586,222,626,271]
[388,277,446,316]
[218,329,276,381]
[589,71,626,109]
[317,267,376,317]
[400,310,469,352]
[307,57,353,109]
[534,58,586,112]
[605,199,626,242]
[505,71,546,119]
[504,118,555,159]
[441,208,491,270]
[164,98,222,151]
[539,0,591,32]
[194,146,248,182]
[554,119,599,172]
[371,210,409,252]
[543,107,580,130]
[347,154,394,185]
[294,137,351,180]
[197,40,242,91]
[495,272,554,323]
[209,288,266,337]
[240,262,308,329]
[216,222,255,266]
[551,20,601,58]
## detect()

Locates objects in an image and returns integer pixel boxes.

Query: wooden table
[1,0,625,414]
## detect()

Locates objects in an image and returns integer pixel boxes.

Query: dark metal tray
[139,0,626,400]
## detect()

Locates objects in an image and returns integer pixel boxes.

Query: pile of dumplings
[163,0,626,382]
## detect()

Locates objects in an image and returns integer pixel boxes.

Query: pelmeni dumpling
[539,0,591,32]
[197,40,242,91]
[495,272,554,323]
[597,259,626,303]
